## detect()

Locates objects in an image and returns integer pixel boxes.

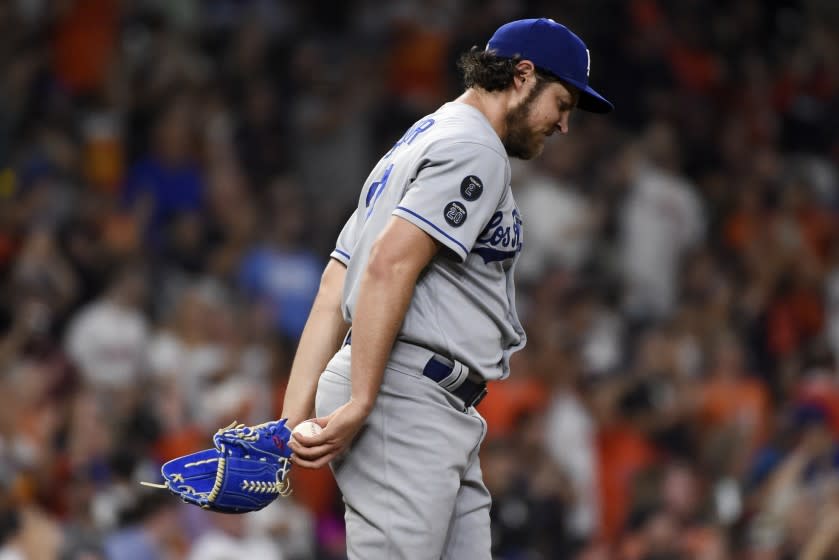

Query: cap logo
[586,48,591,78]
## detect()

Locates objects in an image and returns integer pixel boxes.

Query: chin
[504,135,545,160]
[519,143,545,161]
[508,149,539,161]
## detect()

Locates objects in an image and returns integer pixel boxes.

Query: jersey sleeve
[392,141,508,262]
[330,208,361,266]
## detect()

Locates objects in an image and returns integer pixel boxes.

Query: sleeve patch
[444,201,468,227]
[460,175,483,201]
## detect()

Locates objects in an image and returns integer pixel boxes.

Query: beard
[502,81,548,160]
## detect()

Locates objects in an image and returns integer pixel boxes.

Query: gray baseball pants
[315,343,491,560]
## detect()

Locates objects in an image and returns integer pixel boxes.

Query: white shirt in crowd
[65,299,149,389]
[620,162,705,319]
[146,332,272,427]
[544,391,598,537]
[515,173,596,283]
[0,546,24,560]
[186,531,282,560]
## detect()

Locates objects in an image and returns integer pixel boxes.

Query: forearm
[348,217,438,412]
[281,259,349,427]
[348,258,420,412]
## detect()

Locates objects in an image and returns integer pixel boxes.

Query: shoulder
[422,135,509,171]
[436,139,510,191]
[427,104,506,157]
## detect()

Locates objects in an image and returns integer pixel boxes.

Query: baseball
[292,420,323,438]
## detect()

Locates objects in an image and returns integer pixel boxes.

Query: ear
[513,60,537,90]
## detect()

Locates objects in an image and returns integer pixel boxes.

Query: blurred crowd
[1,0,838,558]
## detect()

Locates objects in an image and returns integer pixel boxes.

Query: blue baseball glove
[142,419,293,513]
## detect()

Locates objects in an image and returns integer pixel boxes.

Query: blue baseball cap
[487,18,614,113]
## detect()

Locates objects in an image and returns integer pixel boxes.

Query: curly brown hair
[456,46,560,92]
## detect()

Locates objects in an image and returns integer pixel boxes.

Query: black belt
[343,332,488,410]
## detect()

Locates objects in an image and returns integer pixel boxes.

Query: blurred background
[0,0,838,558]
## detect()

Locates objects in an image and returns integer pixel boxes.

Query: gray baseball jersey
[330,101,526,381]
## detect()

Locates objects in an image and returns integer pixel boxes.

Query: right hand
[289,399,370,469]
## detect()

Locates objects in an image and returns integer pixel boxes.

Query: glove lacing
[214,421,293,498]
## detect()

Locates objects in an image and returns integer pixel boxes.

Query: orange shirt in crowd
[286,464,339,519]
[767,289,824,357]
[796,207,837,262]
[387,23,449,106]
[477,375,549,440]
[697,375,771,448]
[52,0,119,95]
[668,44,722,94]
[153,425,206,463]
[723,209,766,254]
[597,426,659,541]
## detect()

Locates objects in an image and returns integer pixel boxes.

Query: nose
[556,113,570,135]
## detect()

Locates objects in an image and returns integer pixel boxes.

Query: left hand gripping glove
[142,419,293,514]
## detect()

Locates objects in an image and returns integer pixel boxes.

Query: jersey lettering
[383,118,435,158]
[365,163,394,219]
[474,209,523,263]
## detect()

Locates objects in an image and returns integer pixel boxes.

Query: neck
[454,88,511,141]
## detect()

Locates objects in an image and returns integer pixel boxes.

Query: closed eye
[556,94,577,113]
[556,86,581,112]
